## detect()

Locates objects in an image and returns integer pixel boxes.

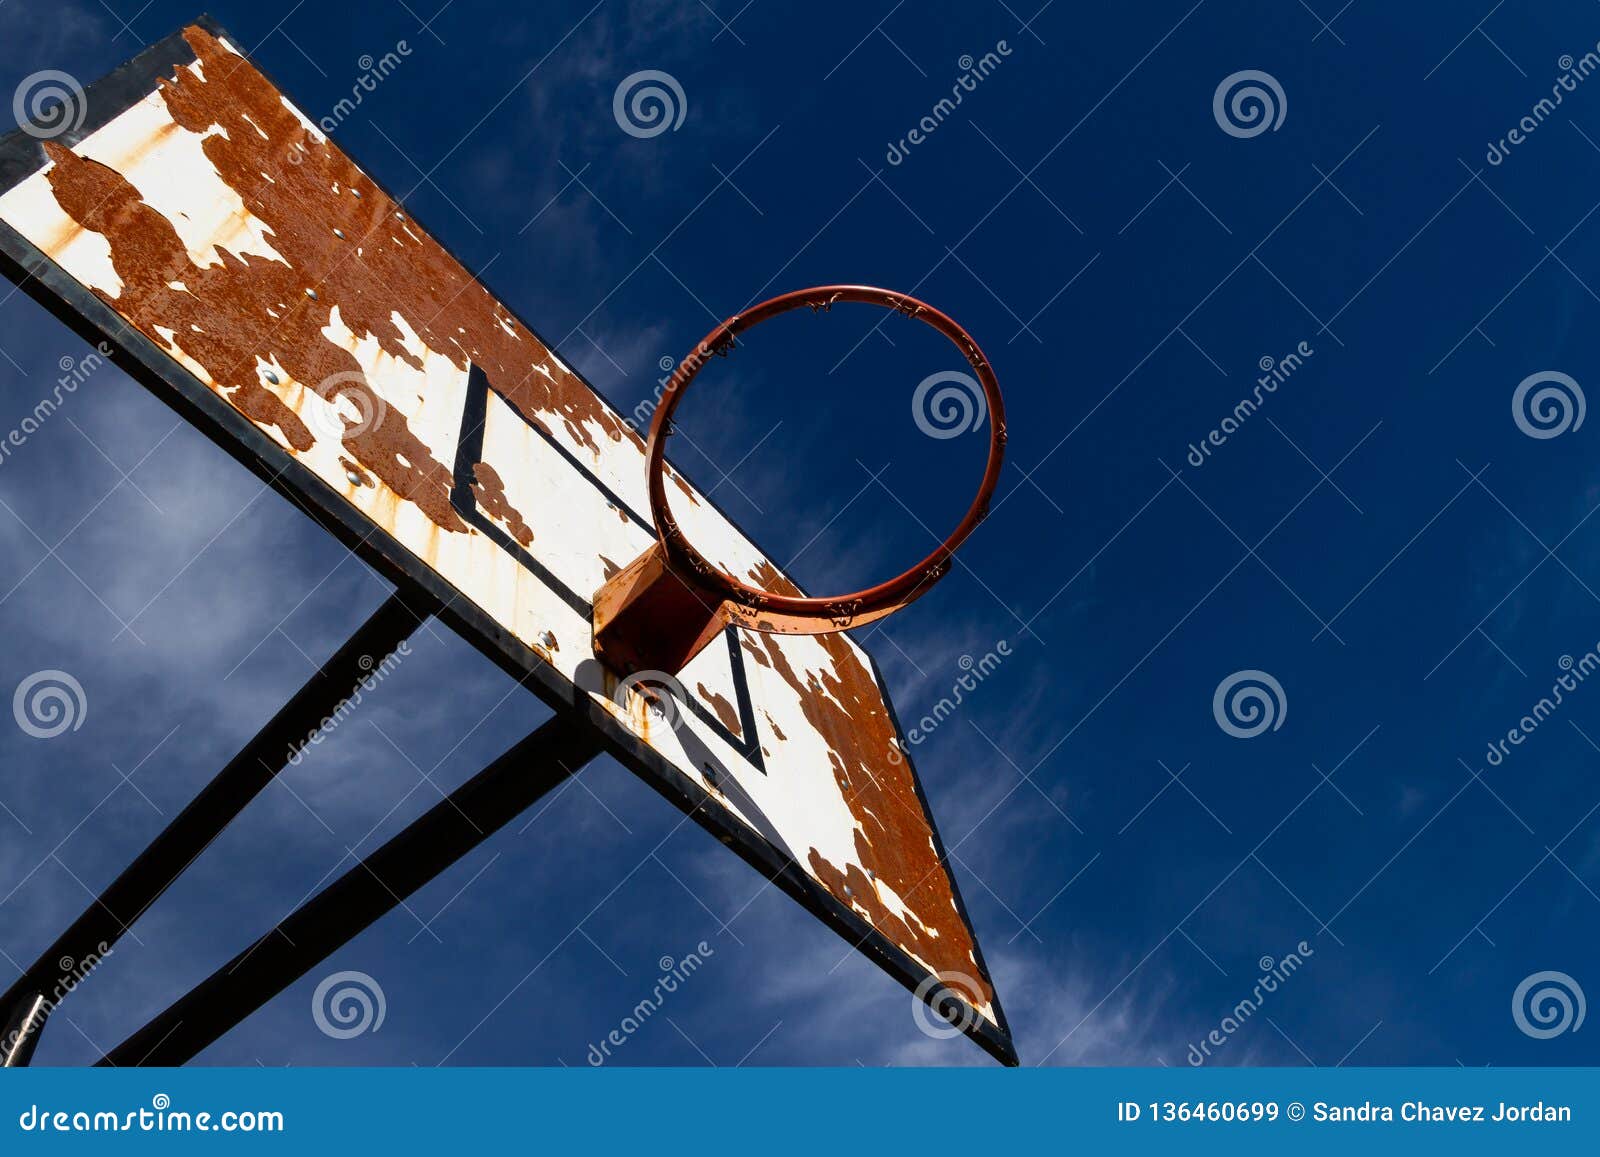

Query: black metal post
[100,710,601,1067]
[0,590,430,1067]
[0,994,45,1068]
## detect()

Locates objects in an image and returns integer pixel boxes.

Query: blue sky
[3,0,1600,1068]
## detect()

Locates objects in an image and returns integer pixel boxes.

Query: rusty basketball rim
[592,284,1006,675]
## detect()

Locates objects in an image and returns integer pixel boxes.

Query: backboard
[0,19,1013,1064]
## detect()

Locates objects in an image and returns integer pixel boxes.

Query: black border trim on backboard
[0,14,1016,1067]
[449,364,764,770]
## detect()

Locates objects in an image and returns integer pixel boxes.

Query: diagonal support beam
[0,589,431,1067]
[100,710,602,1067]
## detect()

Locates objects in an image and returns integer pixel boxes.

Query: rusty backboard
[0,18,1014,1064]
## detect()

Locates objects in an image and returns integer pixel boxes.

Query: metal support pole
[0,995,45,1068]
[100,710,602,1067]
[0,590,430,1067]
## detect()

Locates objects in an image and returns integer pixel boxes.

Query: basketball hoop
[1,22,1018,1065]
[592,284,1007,675]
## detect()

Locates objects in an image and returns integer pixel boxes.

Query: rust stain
[665,465,700,507]
[740,635,771,669]
[471,461,534,548]
[598,554,622,580]
[27,24,994,1020]
[762,710,786,742]
[39,137,466,532]
[38,25,644,537]
[743,561,994,1013]
[338,456,373,487]
[695,682,742,738]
